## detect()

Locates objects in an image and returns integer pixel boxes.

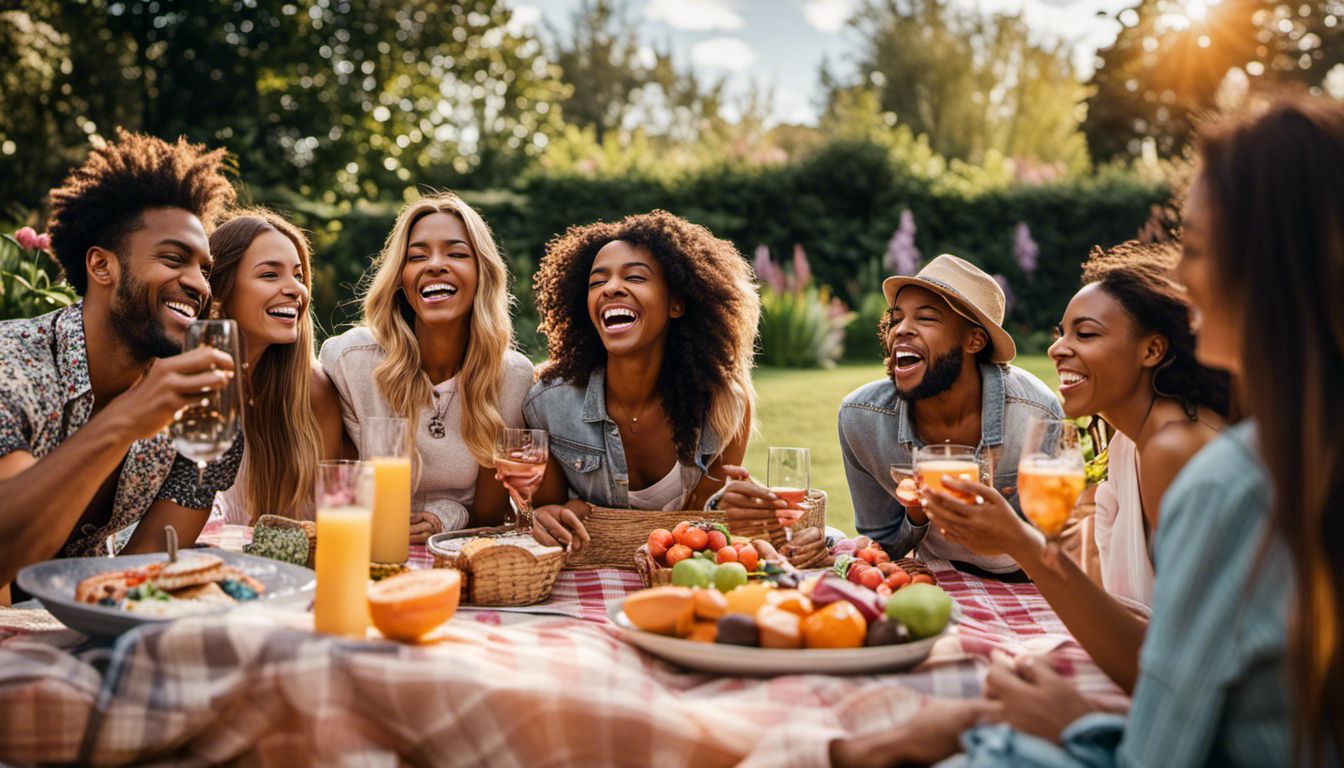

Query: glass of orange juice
[364,417,411,564]
[1018,418,1086,538]
[315,460,373,638]
[914,444,984,504]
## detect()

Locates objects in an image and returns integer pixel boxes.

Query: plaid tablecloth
[0,525,1128,766]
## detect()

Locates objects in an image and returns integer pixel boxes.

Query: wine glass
[889,463,922,509]
[913,444,984,505]
[494,428,549,531]
[1018,418,1086,538]
[169,319,242,483]
[767,446,810,542]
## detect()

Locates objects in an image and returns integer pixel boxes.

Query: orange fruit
[723,582,775,615]
[801,600,867,649]
[367,569,461,641]
[766,589,814,617]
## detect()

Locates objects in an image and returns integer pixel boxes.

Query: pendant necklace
[428,384,458,439]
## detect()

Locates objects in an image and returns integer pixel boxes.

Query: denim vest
[522,369,722,509]
[837,363,1063,573]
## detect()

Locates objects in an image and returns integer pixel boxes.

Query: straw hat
[881,254,1016,363]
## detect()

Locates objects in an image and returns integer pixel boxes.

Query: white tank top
[626,464,685,511]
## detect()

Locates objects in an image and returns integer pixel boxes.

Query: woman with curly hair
[523,211,759,550]
[207,209,349,524]
[921,239,1230,693]
[320,193,534,539]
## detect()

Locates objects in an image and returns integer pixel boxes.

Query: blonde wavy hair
[208,209,323,523]
[361,192,514,467]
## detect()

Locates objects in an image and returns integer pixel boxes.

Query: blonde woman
[209,209,347,524]
[319,192,533,540]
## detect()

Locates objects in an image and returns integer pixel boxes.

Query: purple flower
[14,227,38,250]
[884,209,921,275]
[754,244,786,294]
[994,273,1015,314]
[1013,222,1038,279]
[792,244,812,290]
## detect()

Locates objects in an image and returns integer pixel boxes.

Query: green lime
[884,583,953,639]
[672,557,715,588]
[713,562,749,592]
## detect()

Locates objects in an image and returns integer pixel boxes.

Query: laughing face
[586,240,682,357]
[109,207,212,360]
[400,212,478,328]
[883,285,982,400]
[1049,283,1162,418]
[222,229,309,350]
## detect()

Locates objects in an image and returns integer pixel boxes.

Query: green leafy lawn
[742,356,1056,535]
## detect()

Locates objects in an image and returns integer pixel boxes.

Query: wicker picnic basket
[426,534,566,606]
[561,489,827,570]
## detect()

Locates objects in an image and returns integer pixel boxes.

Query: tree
[0,0,569,214]
[825,0,1088,166]
[546,0,646,143]
[1084,0,1344,162]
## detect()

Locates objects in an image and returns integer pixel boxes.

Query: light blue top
[522,368,721,510]
[959,421,1310,767]
[838,362,1063,572]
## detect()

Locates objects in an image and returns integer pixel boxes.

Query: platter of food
[607,571,958,676]
[16,548,315,637]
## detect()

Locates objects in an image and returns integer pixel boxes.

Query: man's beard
[891,346,965,401]
[110,270,182,360]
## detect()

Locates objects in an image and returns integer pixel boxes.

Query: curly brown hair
[48,129,235,295]
[533,210,759,464]
[1078,240,1231,417]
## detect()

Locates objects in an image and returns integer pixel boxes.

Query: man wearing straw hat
[839,254,1062,579]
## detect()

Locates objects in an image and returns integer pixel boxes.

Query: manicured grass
[744,356,1055,535]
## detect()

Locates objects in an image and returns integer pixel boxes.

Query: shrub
[0,227,76,319]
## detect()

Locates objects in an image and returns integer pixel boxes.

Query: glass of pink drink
[767,446,811,541]
[494,428,549,531]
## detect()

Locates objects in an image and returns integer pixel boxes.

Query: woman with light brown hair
[208,208,347,523]
[319,192,532,539]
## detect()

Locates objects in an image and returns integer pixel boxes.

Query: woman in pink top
[924,240,1230,692]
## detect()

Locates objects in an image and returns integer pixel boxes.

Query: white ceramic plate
[16,548,315,638]
[608,599,954,676]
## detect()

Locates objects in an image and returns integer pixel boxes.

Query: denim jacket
[837,363,1063,573]
[522,369,721,509]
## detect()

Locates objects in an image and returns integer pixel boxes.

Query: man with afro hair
[0,131,242,598]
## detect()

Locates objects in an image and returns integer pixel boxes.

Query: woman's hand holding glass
[921,477,1042,561]
[717,464,788,527]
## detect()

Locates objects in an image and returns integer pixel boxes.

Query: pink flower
[754,244,786,294]
[884,209,921,275]
[1013,222,1039,279]
[35,233,50,251]
[792,244,812,290]
[14,227,38,250]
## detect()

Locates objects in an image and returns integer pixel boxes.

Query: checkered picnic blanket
[0,528,1127,766]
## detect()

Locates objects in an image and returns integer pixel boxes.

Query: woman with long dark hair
[209,209,347,523]
[523,211,759,550]
[832,94,1342,768]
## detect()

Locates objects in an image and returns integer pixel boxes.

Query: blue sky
[509,0,1133,125]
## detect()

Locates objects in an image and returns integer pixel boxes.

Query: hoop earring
[1151,354,1197,420]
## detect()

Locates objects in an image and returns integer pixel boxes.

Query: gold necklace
[611,396,657,434]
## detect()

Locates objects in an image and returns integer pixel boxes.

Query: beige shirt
[319,327,535,528]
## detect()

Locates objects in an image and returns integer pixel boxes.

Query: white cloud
[691,37,758,71]
[507,4,541,34]
[645,0,745,31]
[803,0,855,34]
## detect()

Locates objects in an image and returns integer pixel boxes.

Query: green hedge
[280,140,1167,357]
